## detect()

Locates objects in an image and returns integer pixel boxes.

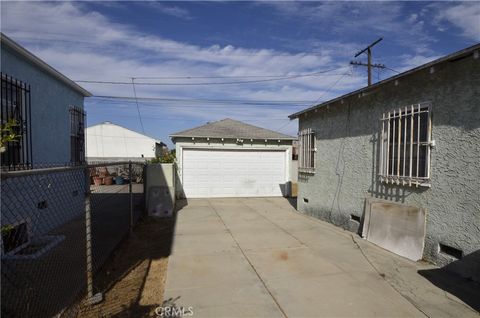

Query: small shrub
[149,151,176,164]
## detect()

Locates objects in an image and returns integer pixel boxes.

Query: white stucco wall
[86,122,158,159]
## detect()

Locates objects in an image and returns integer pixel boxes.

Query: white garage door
[182,149,287,198]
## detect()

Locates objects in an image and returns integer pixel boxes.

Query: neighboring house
[289,44,480,281]
[170,118,296,198]
[86,121,167,162]
[1,33,91,254]
[1,33,91,167]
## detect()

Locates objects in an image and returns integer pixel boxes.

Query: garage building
[170,118,296,198]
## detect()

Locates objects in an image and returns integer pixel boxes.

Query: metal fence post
[129,161,133,233]
[85,167,102,305]
[85,189,93,300]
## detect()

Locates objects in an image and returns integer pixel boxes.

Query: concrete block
[147,186,175,217]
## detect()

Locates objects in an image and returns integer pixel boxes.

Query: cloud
[2,1,363,139]
[142,2,193,20]
[434,2,480,42]
[396,54,443,73]
[1,1,451,141]
[259,1,437,55]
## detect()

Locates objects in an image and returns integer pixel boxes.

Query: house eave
[289,43,480,119]
[170,135,297,141]
[1,33,92,97]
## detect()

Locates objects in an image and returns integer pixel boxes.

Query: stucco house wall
[1,35,90,241]
[1,44,85,165]
[296,49,479,280]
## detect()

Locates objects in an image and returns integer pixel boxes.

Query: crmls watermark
[155,305,194,317]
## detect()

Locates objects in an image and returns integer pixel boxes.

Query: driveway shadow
[418,250,480,312]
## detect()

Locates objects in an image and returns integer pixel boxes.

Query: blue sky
[2,1,479,148]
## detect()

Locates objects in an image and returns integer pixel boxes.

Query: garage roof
[170,118,296,140]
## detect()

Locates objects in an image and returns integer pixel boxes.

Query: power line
[88,68,355,111]
[89,100,307,110]
[306,69,352,108]
[275,120,295,133]
[75,67,349,86]
[92,96,312,107]
[383,66,401,74]
[130,78,145,134]
[132,73,348,80]
[86,112,291,122]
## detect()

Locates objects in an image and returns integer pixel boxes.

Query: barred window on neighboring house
[70,106,86,164]
[379,102,432,187]
[1,73,32,169]
[298,128,315,173]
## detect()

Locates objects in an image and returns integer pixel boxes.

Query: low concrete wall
[291,160,298,183]
[145,164,176,217]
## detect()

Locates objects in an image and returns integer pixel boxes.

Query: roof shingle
[170,118,296,140]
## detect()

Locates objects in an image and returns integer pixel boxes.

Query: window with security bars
[379,102,432,187]
[70,106,86,164]
[1,73,32,169]
[298,128,315,173]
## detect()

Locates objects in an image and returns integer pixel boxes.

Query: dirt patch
[78,216,176,317]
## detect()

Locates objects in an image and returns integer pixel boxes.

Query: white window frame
[379,102,433,187]
[298,128,315,174]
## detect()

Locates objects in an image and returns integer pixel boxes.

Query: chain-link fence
[1,162,145,317]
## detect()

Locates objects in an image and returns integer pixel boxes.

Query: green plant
[0,119,21,153]
[149,151,176,164]
[1,224,15,235]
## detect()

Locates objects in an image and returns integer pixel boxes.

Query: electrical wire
[275,120,295,133]
[306,69,352,108]
[384,66,401,74]
[85,112,291,122]
[132,73,348,80]
[90,96,313,106]
[75,67,349,86]
[130,78,145,134]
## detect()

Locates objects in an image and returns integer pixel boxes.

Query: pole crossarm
[354,37,383,57]
[350,37,384,86]
[350,61,386,68]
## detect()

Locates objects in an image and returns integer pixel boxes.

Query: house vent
[439,243,463,260]
[350,214,361,223]
[37,201,48,209]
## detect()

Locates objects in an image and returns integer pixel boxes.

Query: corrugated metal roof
[289,43,480,119]
[170,118,296,140]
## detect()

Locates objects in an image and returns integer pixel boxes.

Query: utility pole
[350,37,385,86]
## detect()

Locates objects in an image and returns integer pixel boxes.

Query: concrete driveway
[163,198,473,317]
